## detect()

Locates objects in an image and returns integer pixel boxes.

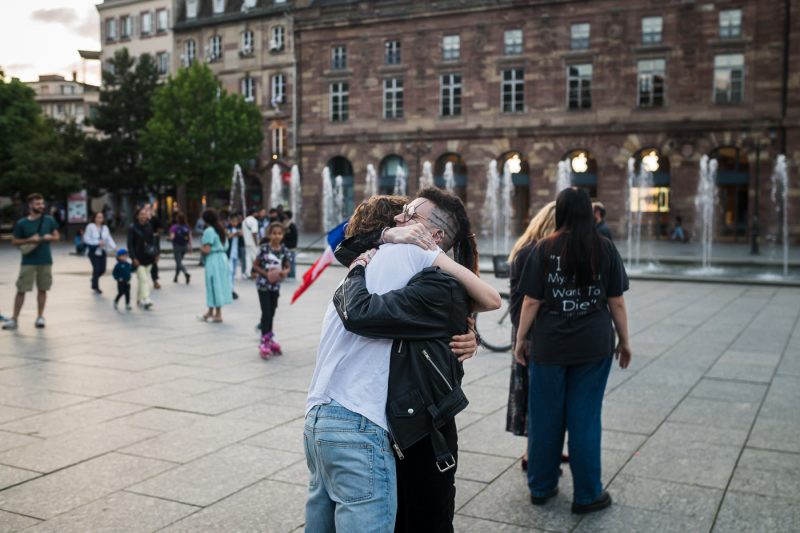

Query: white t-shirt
[306,243,441,431]
[242,216,259,248]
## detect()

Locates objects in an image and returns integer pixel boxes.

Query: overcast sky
[1,0,102,86]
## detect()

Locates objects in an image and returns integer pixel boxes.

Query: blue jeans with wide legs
[527,357,612,505]
[304,400,397,533]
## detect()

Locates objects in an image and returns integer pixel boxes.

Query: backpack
[173,224,190,246]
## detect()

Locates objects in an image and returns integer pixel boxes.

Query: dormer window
[213,0,225,14]
[186,0,198,19]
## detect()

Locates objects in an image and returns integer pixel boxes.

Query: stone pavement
[0,243,798,532]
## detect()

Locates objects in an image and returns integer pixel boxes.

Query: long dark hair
[202,209,227,244]
[417,187,478,275]
[550,187,603,288]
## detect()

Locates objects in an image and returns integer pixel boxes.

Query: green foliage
[0,76,41,178]
[0,118,85,201]
[143,62,263,197]
[85,48,160,195]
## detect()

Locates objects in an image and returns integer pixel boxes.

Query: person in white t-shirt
[84,211,117,294]
[304,194,499,532]
[242,208,260,279]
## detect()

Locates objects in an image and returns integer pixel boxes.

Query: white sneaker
[2,319,18,330]
[34,317,45,328]
[125,304,132,311]
[143,300,153,310]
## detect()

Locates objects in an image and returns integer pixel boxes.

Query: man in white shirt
[304,193,477,533]
[242,208,260,279]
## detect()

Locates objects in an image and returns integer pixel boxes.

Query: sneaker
[530,487,558,506]
[268,334,282,356]
[185,273,191,285]
[232,291,239,300]
[35,317,45,328]
[259,336,272,360]
[113,300,119,310]
[571,490,612,515]
[143,300,153,310]
[2,319,18,330]
[153,281,162,290]
[125,304,133,311]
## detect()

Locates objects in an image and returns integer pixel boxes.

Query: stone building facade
[25,75,100,135]
[294,0,799,245]
[173,0,298,207]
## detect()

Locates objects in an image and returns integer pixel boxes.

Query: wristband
[379,227,389,244]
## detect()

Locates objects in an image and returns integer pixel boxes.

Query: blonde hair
[508,201,557,263]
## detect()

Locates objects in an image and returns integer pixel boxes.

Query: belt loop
[312,405,321,429]
[359,415,367,432]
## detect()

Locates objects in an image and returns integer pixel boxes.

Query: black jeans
[115,281,130,305]
[87,246,107,289]
[173,244,189,278]
[258,290,279,334]
[395,420,458,533]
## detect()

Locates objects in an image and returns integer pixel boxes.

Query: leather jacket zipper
[342,277,349,320]
[387,424,405,460]
[423,349,453,391]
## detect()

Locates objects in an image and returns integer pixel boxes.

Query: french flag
[291,221,347,304]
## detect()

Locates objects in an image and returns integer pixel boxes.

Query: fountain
[626,158,654,268]
[419,161,434,189]
[555,158,571,194]
[393,164,407,196]
[321,167,335,231]
[290,164,302,230]
[771,155,789,276]
[334,175,345,225]
[229,164,247,214]
[501,159,515,253]
[364,164,377,200]
[270,164,283,208]
[482,160,500,255]
[443,161,455,192]
[694,155,718,271]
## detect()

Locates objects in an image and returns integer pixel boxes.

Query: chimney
[72,71,77,82]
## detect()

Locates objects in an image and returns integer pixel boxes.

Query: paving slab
[713,491,800,533]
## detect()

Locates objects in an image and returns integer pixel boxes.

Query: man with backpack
[3,193,60,331]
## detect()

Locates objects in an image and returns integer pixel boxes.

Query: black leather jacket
[333,263,470,470]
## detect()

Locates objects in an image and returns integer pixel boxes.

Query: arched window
[433,153,467,202]
[630,148,671,217]
[378,155,408,195]
[563,149,598,198]
[633,148,670,186]
[327,156,355,218]
[710,146,749,238]
[499,151,530,233]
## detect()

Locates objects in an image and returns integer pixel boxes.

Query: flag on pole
[291,221,347,304]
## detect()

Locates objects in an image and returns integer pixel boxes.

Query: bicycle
[475,255,513,353]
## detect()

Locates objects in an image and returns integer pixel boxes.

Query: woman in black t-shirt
[513,187,632,515]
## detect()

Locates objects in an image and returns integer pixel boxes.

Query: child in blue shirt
[112,248,133,310]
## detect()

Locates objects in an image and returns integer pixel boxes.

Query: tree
[143,63,263,199]
[0,74,41,180]
[0,118,85,201]
[84,48,159,197]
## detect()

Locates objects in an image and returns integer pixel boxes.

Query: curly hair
[345,195,408,237]
[416,187,478,275]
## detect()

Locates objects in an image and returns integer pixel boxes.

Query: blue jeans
[527,357,612,505]
[304,401,397,533]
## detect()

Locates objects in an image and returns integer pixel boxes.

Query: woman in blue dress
[198,209,232,322]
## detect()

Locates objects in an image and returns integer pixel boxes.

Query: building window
[241,76,255,102]
[209,35,222,61]
[719,9,742,39]
[241,30,254,55]
[567,64,592,109]
[156,9,168,32]
[270,26,285,51]
[186,0,198,19]
[504,29,523,55]
[271,73,286,106]
[442,35,460,61]
[141,12,153,35]
[104,60,115,74]
[184,39,196,66]
[120,16,132,39]
[638,59,665,107]
[332,46,347,70]
[501,68,524,113]
[157,52,170,75]
[571,23,590,50]
[243,0,256,8]
[212,0,225,14]
[330,82,349,122]
[105,18,117,41]
[385,40,401,65]
[383,78,403,119]
[714,54,744,103]
[440,73,462,116]
[641,16,663,44]
[272,125,286,157]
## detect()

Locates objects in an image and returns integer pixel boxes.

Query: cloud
[31,8,78,25]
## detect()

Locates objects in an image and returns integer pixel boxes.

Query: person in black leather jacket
[334,188,500,533]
